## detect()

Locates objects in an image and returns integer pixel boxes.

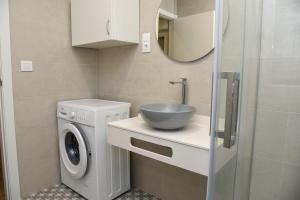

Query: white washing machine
[57,99,131,200]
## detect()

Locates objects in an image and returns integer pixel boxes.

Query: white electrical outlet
[20,60,33,72]
[142,33,151,53]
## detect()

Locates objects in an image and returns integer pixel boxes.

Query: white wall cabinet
[71,0,140,48]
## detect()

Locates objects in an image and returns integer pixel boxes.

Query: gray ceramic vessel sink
[139,104,196,130]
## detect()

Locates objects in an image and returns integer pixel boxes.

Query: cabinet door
[110,0,139,43]
[71,0,111,46]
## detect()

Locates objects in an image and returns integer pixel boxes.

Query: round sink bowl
[139,104,196,130]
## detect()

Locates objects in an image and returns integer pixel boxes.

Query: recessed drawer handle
[130,138,173,158]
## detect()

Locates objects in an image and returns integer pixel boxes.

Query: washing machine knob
[69,112,76,119]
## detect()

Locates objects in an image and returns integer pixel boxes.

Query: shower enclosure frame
[207,0,263,199]
[206,0,224,197]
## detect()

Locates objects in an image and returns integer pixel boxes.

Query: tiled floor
[24,184,161,200]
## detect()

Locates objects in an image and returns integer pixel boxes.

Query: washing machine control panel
[57,106,94,126]
[69,111,76,119]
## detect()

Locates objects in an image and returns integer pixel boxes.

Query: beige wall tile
[283,113,300,166]
[9,0,212,198]
[260,0,300,59]
[97,0,214,117]
[279,164,300,200]
[251,0,300,199]
[258,85,300,113]
[130,154,164,197]
[214,157,237,200]
[131,154,207,200]
[253,110,288,161]
[97,0,213,198]
[177,0,215,16]
[160,163,207,200]
[9,0,98,197]
[250,156,283,200]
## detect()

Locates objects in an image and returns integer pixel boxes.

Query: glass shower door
[207,0,262,199]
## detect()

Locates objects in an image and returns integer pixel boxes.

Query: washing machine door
[59,123,89,179]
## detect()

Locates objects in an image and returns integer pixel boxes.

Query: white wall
[250,0,300,199]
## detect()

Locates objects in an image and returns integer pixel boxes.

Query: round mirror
[156,0,229,62]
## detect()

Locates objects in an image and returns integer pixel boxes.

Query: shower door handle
[216,72,240,149]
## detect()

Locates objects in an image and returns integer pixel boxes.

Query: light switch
[142,33,151,53]
[20,60,33,72]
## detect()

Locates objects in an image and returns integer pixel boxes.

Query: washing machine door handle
[59,123,88,179]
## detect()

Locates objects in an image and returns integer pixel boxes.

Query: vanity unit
[71,0,139,48]
[107,115,235,176]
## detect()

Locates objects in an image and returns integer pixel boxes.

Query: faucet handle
[168,78,187,104]
[180,78,187,84]
[169,78,187,85]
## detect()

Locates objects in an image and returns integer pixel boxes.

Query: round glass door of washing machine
[59,123,89,179]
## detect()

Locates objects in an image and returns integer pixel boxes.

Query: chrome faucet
[169,78,187,104]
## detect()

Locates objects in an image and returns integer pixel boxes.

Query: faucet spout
[169,78,187,104]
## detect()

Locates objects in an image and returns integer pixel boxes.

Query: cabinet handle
[106,19,110,35]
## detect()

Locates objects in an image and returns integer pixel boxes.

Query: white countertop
[107,114,234,176]
[108,114,212,150]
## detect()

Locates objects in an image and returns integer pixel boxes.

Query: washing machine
[57,99,131,200]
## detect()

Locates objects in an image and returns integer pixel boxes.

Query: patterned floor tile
[24,184,85,200]
[24,184,161,200]
[115,189,161,200]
